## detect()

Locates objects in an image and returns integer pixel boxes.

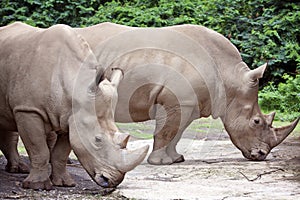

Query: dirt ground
[1,119,300,200]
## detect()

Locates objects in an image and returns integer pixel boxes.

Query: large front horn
[116,145,149,173]
[270,118,299,148]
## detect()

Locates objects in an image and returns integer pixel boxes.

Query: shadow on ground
[0,156,124,200]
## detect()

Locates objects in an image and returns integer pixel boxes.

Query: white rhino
[0,22,148,190]
[76,22,299,165]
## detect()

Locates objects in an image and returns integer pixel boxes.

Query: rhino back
[169,25,242,76]
[75,22,134,51]
[76,23,242,71]
[76,23,243,121]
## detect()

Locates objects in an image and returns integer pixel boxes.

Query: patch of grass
[126,129,153,140]
[188,118,224,132]
[117,122,154,139]
[0,140,27,157]
[17,145,27,155]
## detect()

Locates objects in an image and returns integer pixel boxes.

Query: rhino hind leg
[0,131,29,173]
[15,112,52,190]
[50,133,76,187]
[167,117,194,162]
[148,103,193,165]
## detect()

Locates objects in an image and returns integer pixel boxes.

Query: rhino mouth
[95,174,110,188]
[94,172,125,188]
[94,173,112,188]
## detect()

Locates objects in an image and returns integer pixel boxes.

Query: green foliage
[1,0,299,79]
[82,0,198,27]
[85,0,300,83]
[0,0,299,117]
[259,74,300,121]
[226,1,300,82]
[0,0,103,27]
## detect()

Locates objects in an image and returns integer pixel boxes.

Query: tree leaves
[0,0,299,83]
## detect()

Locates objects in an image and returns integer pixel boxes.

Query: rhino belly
[114,83,160,123]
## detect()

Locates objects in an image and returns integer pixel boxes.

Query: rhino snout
[93,172,125,188]
[94,172,125,188]
[97,174,110,188]
[248,149,268,161]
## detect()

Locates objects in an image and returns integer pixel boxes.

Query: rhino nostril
[258,150,266,156]
[99,175,109,188]
[249,150,256,158]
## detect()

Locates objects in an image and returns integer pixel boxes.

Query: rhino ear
[247,63,267,81]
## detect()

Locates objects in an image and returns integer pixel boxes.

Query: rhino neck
[213,61,248,119]
[218,62,260,135]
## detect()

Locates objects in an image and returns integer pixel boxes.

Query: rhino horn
[113,132,130,149]
[110,68,124,87]
[247,63,267,80]
[270,118,299,148]
[264,111,276,126]
[116,145,149,173]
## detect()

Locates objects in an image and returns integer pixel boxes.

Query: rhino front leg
[148,104,194,165]
[15,112,52,190]
[0,131,29,173]
[50,133,76,187]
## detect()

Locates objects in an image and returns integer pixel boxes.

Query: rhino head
[69,65,149,188]
[221,63,299,161]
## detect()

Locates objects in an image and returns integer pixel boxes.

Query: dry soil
[0,119,299,200]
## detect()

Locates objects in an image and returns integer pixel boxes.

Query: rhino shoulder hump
[0,22,38,38]
[42,24,93,59]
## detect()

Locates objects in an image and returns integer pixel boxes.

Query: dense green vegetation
[259,74,300,121]
[0,0,299,120]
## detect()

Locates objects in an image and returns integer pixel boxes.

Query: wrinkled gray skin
[0,22,148,190]
[76,22,299,165]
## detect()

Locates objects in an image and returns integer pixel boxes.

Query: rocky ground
[0,119,299,199]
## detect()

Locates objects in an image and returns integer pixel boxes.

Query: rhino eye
[251,116,263,126]
[249,117,263,128]
[254,119,260,124]
[95,136,102,142]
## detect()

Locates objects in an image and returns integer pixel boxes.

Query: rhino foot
[23,178,53,191]
[147,148,172,165]
[166,149,185,163]
[22,168,53,190]
[148,148,185,165]
[173,155,185,163]
[51,171,76,187]
[5,160,30,174]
